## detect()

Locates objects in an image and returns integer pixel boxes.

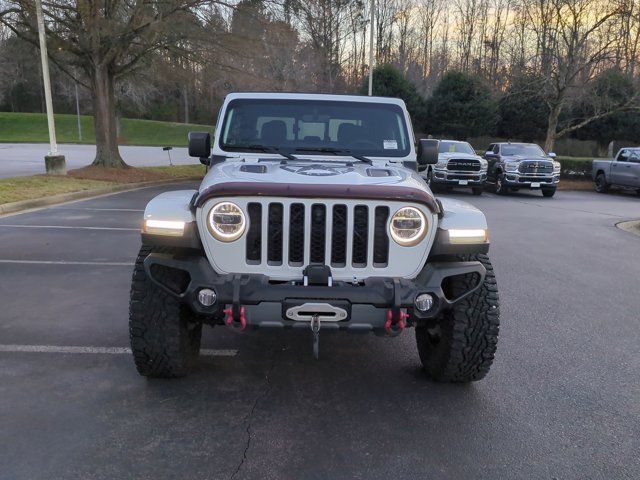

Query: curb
[0,177,201,216]
[616,220,640,237]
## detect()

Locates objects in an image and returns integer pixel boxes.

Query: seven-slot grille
[245,202,390,268]
[519,161,553,174]
[447,159,481,171]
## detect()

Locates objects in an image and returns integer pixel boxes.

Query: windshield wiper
[223,144,297,161]
[293,147,372,165]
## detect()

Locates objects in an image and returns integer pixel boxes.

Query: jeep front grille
[198,198,435,281]
[246,201,389,269]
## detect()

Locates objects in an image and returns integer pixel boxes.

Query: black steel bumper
[143,253,486,332]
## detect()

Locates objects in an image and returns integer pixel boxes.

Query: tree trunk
[91,64,127,168]
[544,103,562,153]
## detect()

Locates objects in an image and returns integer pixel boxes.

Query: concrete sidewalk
[0,143,193,178]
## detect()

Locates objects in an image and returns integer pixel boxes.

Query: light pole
[35,0,66,174]
[368,0,375,96]
[74,81,82,142]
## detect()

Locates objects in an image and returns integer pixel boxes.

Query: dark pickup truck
[484,142,561,197]
[593,148,640,194]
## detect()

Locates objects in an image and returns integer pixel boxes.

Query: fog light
[414,293,434,312]
[198,288,217,307]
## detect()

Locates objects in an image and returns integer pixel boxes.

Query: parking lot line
[0,259,133,266]
[0,224,139,231]
[0,344,237,357]
[52,207,145,212]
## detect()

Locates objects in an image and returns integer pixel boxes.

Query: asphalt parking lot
[1,184,639,480]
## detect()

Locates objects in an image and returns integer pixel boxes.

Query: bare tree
[528,0,633,150]
[0,0,210,167]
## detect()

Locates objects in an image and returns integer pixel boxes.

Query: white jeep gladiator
[130,93,500,382]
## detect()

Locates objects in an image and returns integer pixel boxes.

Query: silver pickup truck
[593,148,640,194]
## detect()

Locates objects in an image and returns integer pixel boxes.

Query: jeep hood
[194,158,440,213]
[438,152,480,160]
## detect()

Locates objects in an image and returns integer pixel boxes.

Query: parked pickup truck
[129,92,500,383]
[422,139,487,195]
[484,142,560,197]
[593,148,640,194]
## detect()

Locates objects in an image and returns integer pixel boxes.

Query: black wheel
[415,253,500,383]
[471,186,483,196]
[129,245,202,378]
[595,173,610,193]
[427,170,442,193]
[541,187,556,197]
[495,174,507,195]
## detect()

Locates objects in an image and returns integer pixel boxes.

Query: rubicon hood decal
[280,164,354,176]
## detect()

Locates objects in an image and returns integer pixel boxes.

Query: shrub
[556,157,593,179]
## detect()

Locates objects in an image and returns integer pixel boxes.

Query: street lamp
[35,0,66,174]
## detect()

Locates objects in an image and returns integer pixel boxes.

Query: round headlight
[208,202,246,242]
[390,206,428,246]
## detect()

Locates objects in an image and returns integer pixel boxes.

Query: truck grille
[245,201,390,268]
[447,159,480,171]
[519,161,553,174]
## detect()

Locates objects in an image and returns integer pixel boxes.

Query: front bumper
[144,253,486,333]
[503,173,559,188]
[432,169,486,186]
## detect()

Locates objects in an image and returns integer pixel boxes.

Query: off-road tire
[541,187,556,197]
[495,174,507,195]
[472,186,483,196]
[427,170,443,194]
[416,253,500,383]
[595,173,610,193]
[129,245,202,378]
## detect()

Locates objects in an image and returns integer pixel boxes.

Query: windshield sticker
[383,140,398,150]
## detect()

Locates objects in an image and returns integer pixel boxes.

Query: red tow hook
[385,308,408,336]
[223,305,246,331]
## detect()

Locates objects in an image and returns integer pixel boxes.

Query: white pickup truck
[129,93,500,382]
[593,148,640,194]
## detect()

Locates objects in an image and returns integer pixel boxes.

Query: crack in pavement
[230,349,281,480]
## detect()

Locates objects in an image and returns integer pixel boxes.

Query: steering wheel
[346,139,378,150]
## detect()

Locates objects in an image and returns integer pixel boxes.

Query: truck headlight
[479,159,488,171]
[553,161,561,174]
[208,201,246,242]
[505,162,519,172]
[390,207,427,246]
[435,159,448,169]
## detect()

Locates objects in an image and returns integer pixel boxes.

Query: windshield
[439,141,475,155]
[502,144,545,156]
[219,99,411,157]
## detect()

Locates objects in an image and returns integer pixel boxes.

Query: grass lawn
[0,164,205,205]
[0,175,116,204]
[0,112,213,147]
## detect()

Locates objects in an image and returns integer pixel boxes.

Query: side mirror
[484,151,495,158]
[548,152,556,158]
[417,139,439,166]
[188,131,211,159]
